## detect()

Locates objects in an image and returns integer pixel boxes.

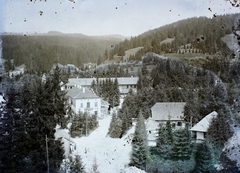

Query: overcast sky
[0,0,239,36]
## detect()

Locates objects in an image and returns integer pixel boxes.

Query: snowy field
[56,111,146,173]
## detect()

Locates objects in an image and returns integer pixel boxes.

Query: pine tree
[91,157,100,173]
[70,113,82,137]
[70,155,86,173]
[107,111,122,138]
[27,76,64,172]
[91,79,97,94]
[0,81,29,172]
[130,110,149,170]
[112,78,120,107]
[193,142,213,173]
[156,121,173,159]
[50,65,68,128]
[172,128,191,160]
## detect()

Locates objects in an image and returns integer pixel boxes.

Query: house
[190,111,218,142]
[83,62,97,70]
[66,87,101,117]
[150,102,186,129]
[65,77,138,95]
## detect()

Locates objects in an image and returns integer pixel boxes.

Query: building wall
[156,120,186,130]
[71,98,101,117]
[196,131,205,140]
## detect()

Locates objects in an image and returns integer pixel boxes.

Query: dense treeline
[0,66,68,172]
[120,53,238,172]
[106,14,239,62]
[1,34,121,73]
[110,53,233,146]
[70,112,98,137]
[91,78,120,107]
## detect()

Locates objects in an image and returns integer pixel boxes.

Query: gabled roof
[190,111,218,132]
[151,102,186,121]
[66,87,100,99]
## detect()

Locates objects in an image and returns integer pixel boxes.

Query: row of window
[80,101,98,108]
[171,122,182,127]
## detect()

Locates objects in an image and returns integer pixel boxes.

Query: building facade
[64,77,138,95]
[66,87,101,117]
[150,102,186,129]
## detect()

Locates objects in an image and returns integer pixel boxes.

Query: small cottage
[190,111,218,142]
[151,102,186,129]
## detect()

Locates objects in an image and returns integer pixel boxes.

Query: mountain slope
[1,33,122,72]
[107,13,240,66]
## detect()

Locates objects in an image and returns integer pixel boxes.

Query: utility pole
[45,135,50,173]
[86,113,88,136]
[86,110,89,136]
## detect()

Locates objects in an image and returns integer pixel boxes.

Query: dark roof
[66,87,100,99]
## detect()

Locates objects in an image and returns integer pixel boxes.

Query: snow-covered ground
[55,107,146,173]
[224,128,240,167]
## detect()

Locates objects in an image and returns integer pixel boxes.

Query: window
[172,123,176,128]
[81,103,83,108]
[87,102,90,108]
[177,122,182,126]
[94,111,97,115]
[95,101,98,107]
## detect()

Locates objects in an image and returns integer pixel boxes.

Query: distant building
[66,87,101,117]
[83,63,97,70]
[190,111,218,142]
[150,102,186,129]
[65,77,138,95]
[52,63,80,74]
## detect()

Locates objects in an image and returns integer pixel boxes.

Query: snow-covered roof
[66,87,100,99]
[151,102,186,121]
[190,111,218,132]
[67,77,139,86]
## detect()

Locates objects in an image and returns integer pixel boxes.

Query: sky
[0,0,239,37]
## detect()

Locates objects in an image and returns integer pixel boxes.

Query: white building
[65,77,138,95]
[190,111,218,142]
[66,87,101,117]
[150,102,186,129]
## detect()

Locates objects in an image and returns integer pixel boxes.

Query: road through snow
[55,110,145,173]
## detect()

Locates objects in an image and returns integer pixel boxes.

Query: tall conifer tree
[131,110,149,170]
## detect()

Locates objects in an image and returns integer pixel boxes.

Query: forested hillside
[107,52,240,171]
[106,13,240,64]
[1,33,122,73]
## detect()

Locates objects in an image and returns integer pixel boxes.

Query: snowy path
[71,115,134,173]
[56,110,145,173]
